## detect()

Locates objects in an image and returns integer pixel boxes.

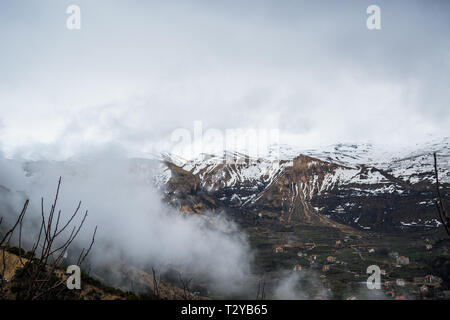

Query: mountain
[147,137,450,232]
[9,137,450,232]
[3,138,450,299]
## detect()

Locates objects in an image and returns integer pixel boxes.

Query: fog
[274,270,329,300]
[1,1,449,158]
[0,146,252,295]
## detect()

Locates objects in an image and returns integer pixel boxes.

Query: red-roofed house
[397,256,409,265]
[386,290,395,297]
[293,264,302,271]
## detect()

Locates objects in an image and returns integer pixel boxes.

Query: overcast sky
[0,0,449,159]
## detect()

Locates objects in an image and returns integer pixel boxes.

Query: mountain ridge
[151,138,450,232]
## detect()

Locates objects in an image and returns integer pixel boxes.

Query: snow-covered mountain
[7,137,449,233]
[150,137,450,232]
[154,137,450,186]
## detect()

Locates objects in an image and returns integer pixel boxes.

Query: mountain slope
[152,138,450,232]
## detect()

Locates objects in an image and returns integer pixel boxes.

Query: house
[327,256,336,263]
[346,296,357,300]
[396,279,406,287]
[309,255,318,265]
[335,240,343,248]
[420,285,429,294]
[368,248,375,253]
[380,269,387,276]
[385,290,395,297]
[424,275,442,285]
[425,244,433,251]
[322,265,330,272]
[293,264,302,271]
[389,252,399,259]
[395,296,406,300]
[275,246,284,253]
[297,251,307,257]
[396,256,409,265]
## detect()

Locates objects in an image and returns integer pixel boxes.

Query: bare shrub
[434,153,449,238]
[0,177,97,300]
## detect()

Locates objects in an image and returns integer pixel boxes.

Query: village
[248,223,450,300]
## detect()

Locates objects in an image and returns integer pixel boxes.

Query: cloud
[274,270,330,300]
[0,1,449,158]
[0,146,252,295]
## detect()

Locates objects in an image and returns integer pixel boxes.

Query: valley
[146,138,450,299]
[1,138,450,300]
[238,221,450,299]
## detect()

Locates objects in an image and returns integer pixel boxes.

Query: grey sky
[0,0,449,159]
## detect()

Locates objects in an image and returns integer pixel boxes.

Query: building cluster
[276,238,446,300]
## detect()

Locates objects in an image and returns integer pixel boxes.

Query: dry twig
[434,153,450,237]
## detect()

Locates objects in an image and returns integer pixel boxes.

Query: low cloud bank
[274,270,329,300]
[0,147,252,295]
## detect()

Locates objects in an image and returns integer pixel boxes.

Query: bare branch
[0,200,29,247]
[77,226,97,266]
[1,177,97,300]
[434,152,450,238]
[152,268,160,299]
